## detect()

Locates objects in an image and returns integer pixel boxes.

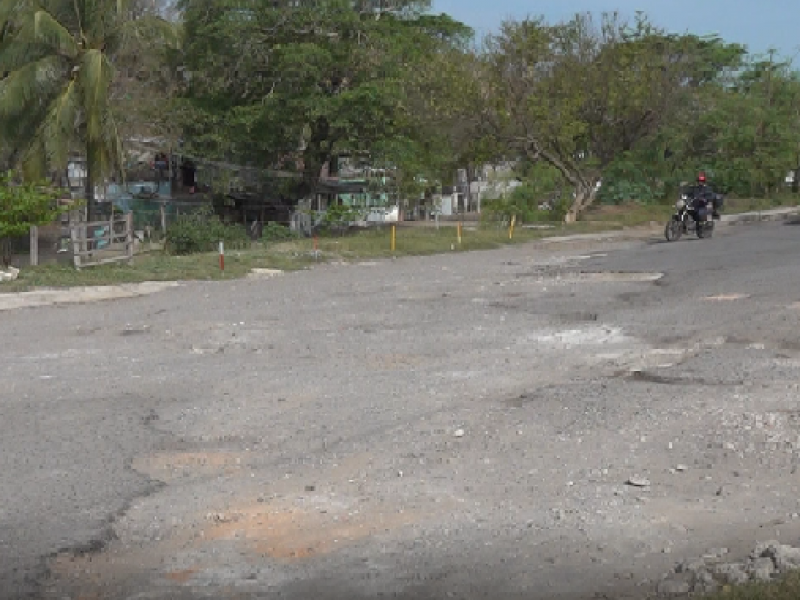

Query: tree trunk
[564,183,598,223]
[84,155,94,222]
[1,238,11,268]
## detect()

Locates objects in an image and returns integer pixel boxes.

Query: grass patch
[0,245,316,292]
[582,203,672,227]
[724,195,800,214]
[0,203,707,291]
[699,570,800,600]
[8,193,795,293]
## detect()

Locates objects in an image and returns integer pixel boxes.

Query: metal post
[126,212,134,264]
[29,226,38,266]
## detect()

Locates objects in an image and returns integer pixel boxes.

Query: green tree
[478,13,746,221]
[692,53,800,197]
[0,171,66,267]
[177,0,469,200]
[0,0,178,220]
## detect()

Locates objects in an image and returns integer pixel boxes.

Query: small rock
[626,476,651,487]
[695,571,715,586]
[752,541,779,559]
[764,544,800,571]
[656,578,690,596]
[711,563,749,585]
[676,559,706,574]
[748,557,776,581]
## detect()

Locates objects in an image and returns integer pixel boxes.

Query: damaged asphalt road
[1,221,800,600]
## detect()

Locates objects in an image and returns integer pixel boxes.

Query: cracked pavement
[2,221,800,599]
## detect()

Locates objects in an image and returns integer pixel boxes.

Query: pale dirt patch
[247,268,284,279]
[366,353,425,370]
[131,451,249,483]
[533,325,633,347]
[703,293,750,301]
[0,281,179,311]
[202,499,421,561]
[575,272,664,283]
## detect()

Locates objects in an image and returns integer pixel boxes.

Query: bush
[598,159,658,204]
[323,204,362,229]
[261,221,300,242]
[165,206,250,255]
[483,183,568,223]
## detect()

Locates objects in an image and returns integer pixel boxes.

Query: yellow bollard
[509,215,516,240]
[391,225,396,252]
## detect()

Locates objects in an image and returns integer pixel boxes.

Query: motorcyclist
[686,172,718,227]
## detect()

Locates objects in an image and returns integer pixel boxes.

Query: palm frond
[79,47,112,117]
[0,39,51,72]
[18,128,47,179]
[41,78,78,167]
[0,53,68,119]
[0,0,36,24]
[31,8,78,56]
[1,5,78,58]
[84,108,123,185]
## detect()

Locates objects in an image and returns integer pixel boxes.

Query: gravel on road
[2,222,800,600]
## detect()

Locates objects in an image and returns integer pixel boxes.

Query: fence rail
[70,213,134,268]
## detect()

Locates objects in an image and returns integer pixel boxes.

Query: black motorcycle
[665,194,718,241]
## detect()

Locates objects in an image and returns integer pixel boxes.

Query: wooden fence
[69,213,134,268]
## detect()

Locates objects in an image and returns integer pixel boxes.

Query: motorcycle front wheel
[665,219,683,242]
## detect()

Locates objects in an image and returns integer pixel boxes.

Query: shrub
[165,205,250,255]
[261,221,300,242]
[598,159,658,204]
[483,183,568,223]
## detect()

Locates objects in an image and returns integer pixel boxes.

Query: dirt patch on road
[44,493,429,597]
[0,281,179,310]
[203,500,421,561]
[132,451,249,483]
[704,293,751,301]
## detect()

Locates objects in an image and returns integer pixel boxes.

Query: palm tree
[0,0,178,220]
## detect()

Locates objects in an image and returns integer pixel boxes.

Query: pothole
[556,311,599,324]
[620,369,744,387]
[44,494,436,597]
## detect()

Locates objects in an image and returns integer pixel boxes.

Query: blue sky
[434,0,800,58]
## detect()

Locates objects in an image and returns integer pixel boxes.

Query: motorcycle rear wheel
[697,223,713,239]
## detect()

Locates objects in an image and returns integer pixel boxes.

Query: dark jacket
[687,184,715,209]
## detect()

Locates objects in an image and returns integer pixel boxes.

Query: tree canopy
[1,2,799,223]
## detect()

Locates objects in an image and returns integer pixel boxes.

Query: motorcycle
[664,194,716,241]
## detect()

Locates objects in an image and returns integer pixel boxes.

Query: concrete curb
[722,207,800,225]
[533,208,800,246]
